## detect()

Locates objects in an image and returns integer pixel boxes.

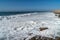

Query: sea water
[0,12,60,40]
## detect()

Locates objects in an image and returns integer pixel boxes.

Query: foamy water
[0,12,60,40]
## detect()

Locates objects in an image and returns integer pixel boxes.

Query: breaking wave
[0,12,60,40]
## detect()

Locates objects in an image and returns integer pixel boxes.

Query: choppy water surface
[0,12,60,40]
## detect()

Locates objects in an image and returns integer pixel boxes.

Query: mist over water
[0,12,60,40]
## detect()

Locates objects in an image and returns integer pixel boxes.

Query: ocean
[0,12,60,40]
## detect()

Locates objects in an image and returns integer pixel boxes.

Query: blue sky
[0,0,60,11]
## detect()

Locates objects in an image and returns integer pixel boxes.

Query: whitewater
[0,12,60,40]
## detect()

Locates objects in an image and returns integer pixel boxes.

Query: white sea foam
[0,12,60,40]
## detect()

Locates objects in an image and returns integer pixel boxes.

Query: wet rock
[39,27,48,31]
[55,14,57,16]
[55,37,60,40]
[58,14,60,18]
[14,27,17,30]
[47,38,54,40]
[41,37,53,40]
[29,36,54,40]
[29,37,36,40]
[24,38,26,40]
[28,33,33,35]
[29,36,41,40]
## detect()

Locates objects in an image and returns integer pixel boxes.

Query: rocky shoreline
[29,27,60,40]
[53,10,60,14]
[29,36,60,40]
[53,10,60,17]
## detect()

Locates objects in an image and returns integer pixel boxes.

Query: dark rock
[39,27,48,31]
[58,14,60,18]
[55,37,60,40]
[55,14,57,16]
[29,37,36,40]
[29,36,41,40]
[24,38,26,40]
[28,33,33,35]
[29,36,54,40]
